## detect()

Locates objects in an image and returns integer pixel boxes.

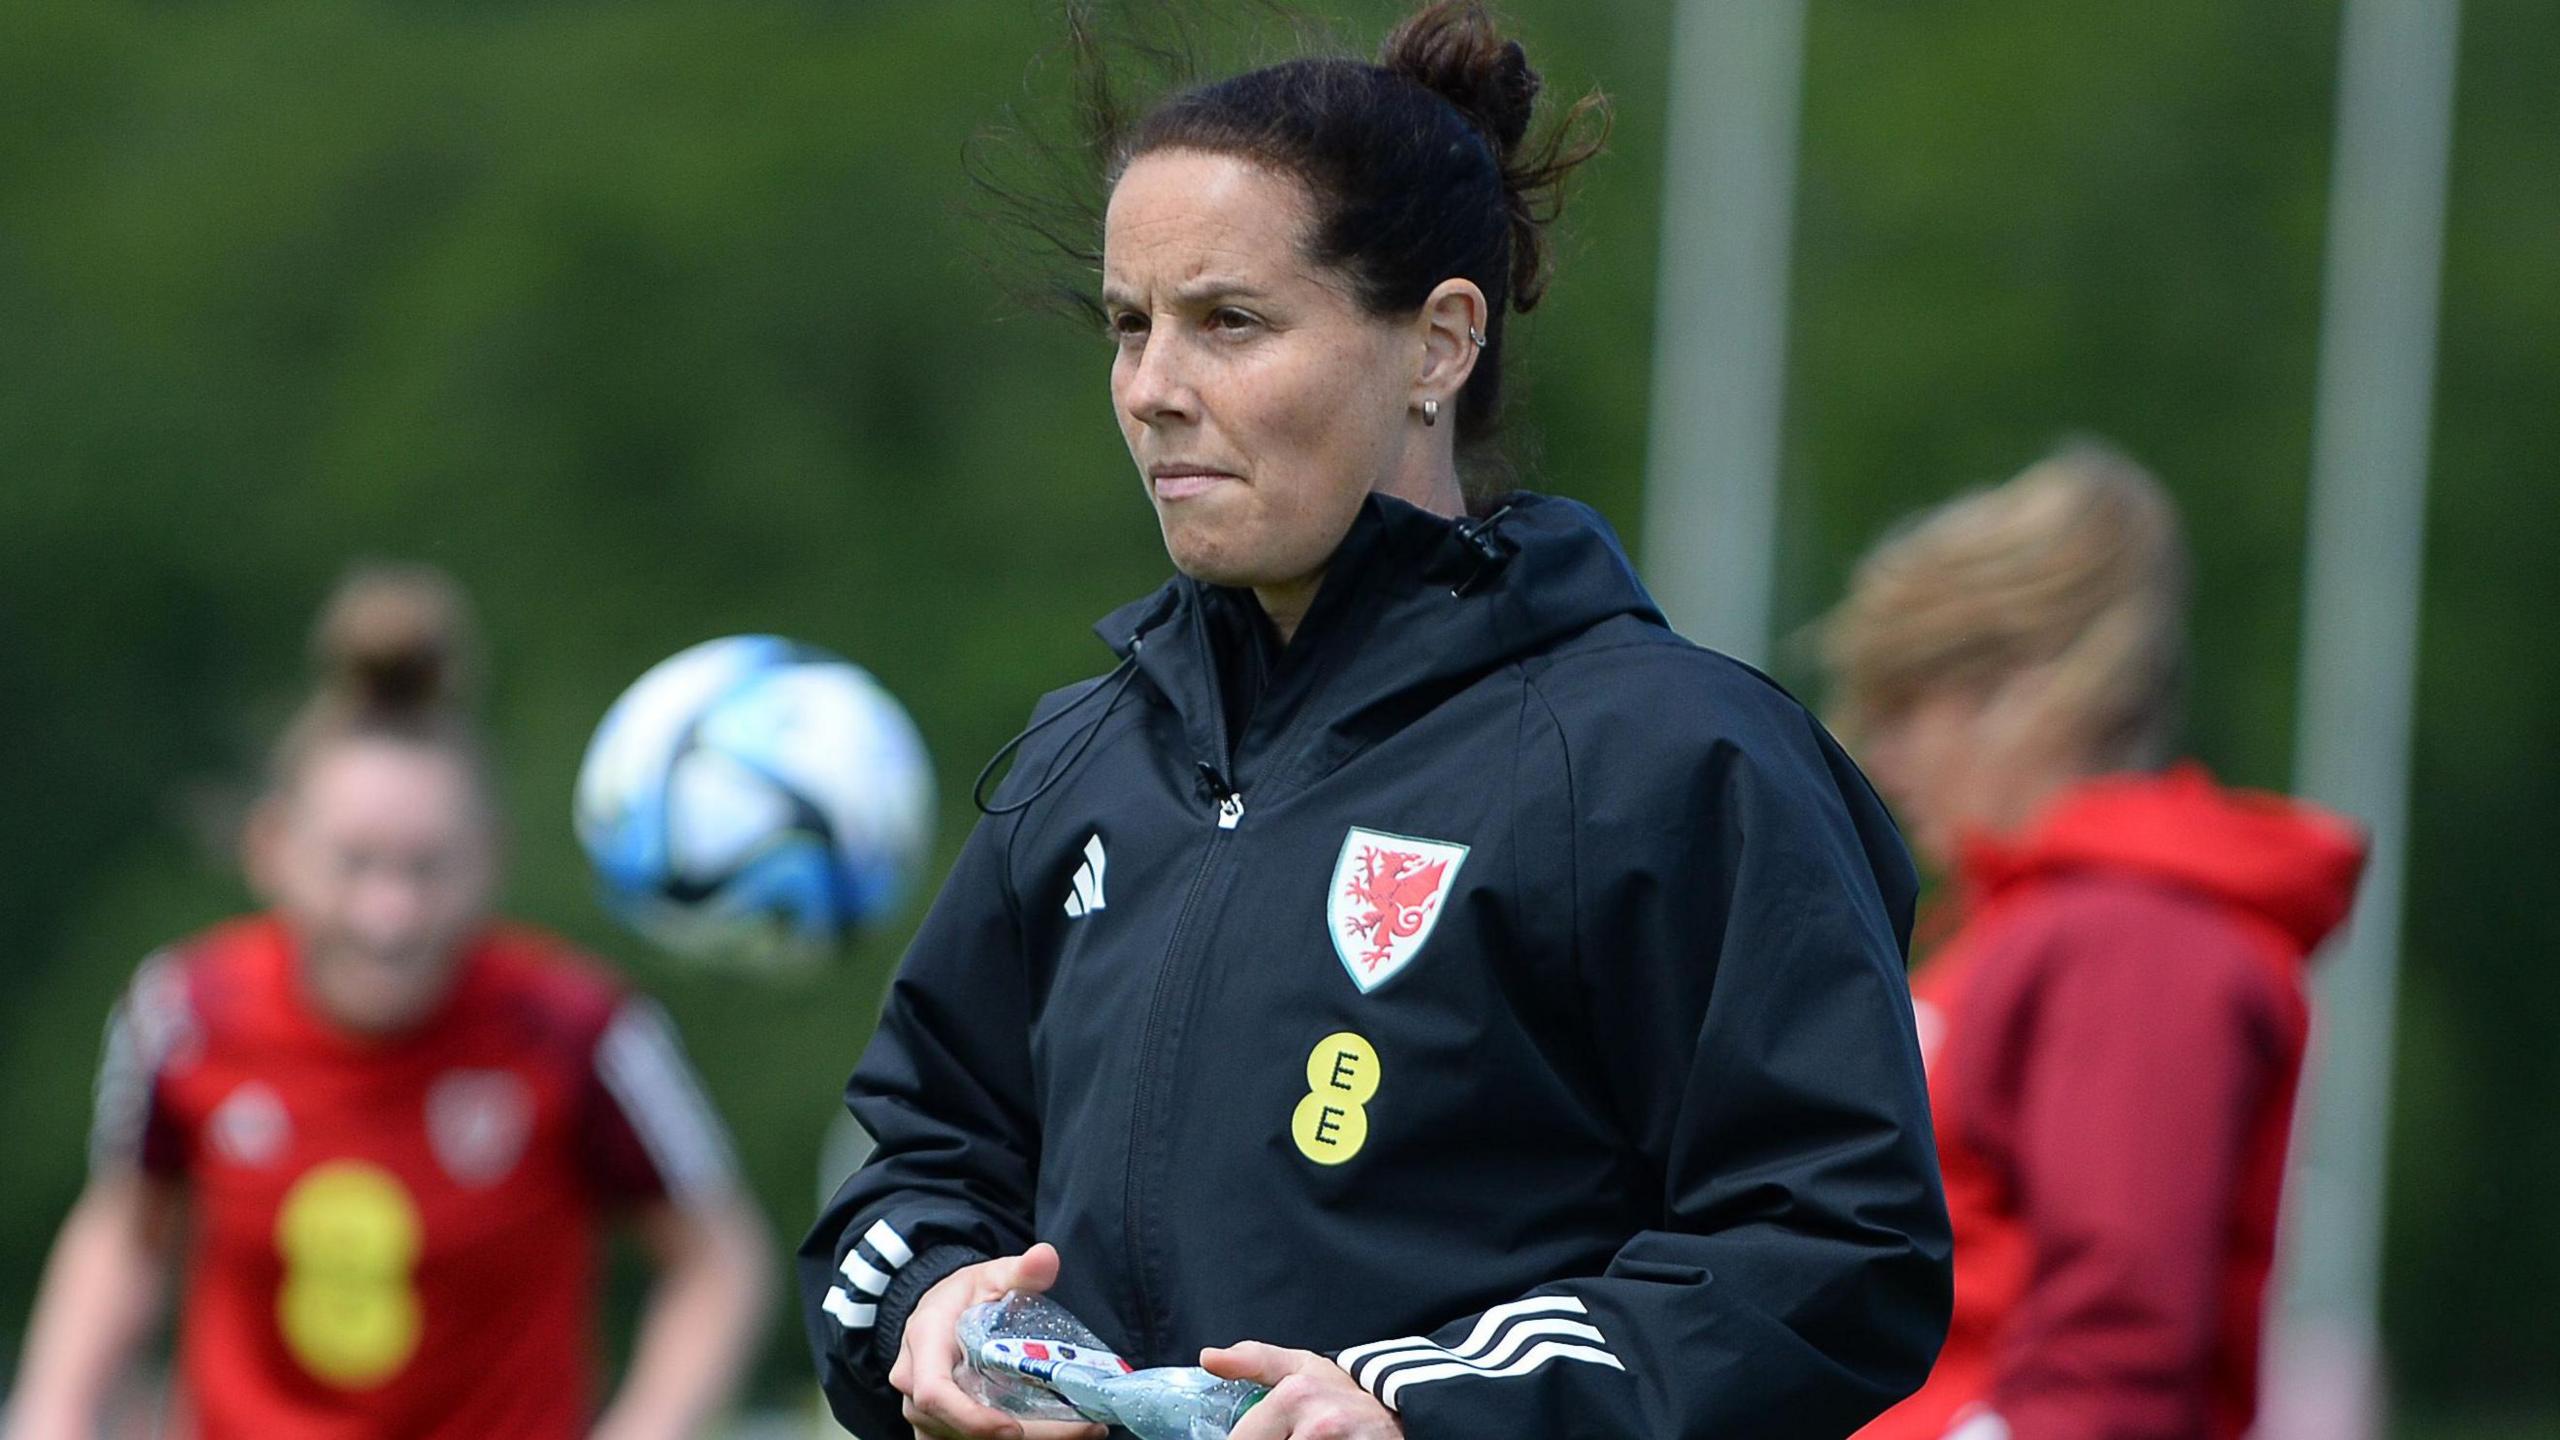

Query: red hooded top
[1858,764,2365,1440]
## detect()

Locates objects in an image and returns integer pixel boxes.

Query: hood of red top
[1960,763,2368,959]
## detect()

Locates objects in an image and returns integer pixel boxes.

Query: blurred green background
[1,0,2551,1434]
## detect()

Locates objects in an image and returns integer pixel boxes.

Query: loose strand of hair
[961,0,1322,326]
[1501,85,1611,313]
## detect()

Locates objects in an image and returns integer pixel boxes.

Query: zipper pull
[1196,762,1245,829]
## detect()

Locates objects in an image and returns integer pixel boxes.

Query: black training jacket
[800,493,1951,1439]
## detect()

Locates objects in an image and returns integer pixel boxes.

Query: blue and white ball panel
[574,634,934,966]
[575,634,795,890]
[695,663,933,914]
[662,746,796,884]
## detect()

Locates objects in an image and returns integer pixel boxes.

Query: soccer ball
[575,636,934,970]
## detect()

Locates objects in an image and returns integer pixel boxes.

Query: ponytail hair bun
[310,564,478,721]
[1380,2,1539,159]
[265,563,485,796]
[1370,1,1607,317]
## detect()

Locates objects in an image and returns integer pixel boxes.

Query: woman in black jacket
[802,7,1949,1438]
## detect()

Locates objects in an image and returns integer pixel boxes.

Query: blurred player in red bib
[6,567,772,1440]
[1822,448,2366,1440]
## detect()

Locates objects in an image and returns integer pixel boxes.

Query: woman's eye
[1108,312,1148,343]
[1208,308,1260,333]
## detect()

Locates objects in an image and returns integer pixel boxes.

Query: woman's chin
[1158,520,1263,588]
[1157,511,1342,592]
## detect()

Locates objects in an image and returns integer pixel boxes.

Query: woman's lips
[1151,471,1237,501]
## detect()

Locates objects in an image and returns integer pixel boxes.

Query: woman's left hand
[1200,1343,1405,1440]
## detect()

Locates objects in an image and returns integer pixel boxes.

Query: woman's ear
[1412,279,1489,410]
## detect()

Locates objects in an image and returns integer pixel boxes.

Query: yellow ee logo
[1292,1031,1380,1165]
[273,1160,424,1388]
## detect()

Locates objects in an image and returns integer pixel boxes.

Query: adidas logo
[1063,833,1107,918]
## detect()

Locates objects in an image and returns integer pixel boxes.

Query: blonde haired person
[6,567,772,1440]
[1828,447,2366,1440]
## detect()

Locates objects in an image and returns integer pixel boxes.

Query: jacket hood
[1093,491,1661,795]
[1959,763,2367,959]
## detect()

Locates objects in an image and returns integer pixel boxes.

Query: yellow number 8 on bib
[1292,1031,1380,1165]
[274,1160,424,1387]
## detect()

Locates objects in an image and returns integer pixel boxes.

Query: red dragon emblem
[1340,846,1451,972]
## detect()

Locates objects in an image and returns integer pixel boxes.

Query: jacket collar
[1093,491,1661,798]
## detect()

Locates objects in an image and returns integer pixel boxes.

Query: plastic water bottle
[1039,1361,1264,1440]
[975,1334,1265,1440]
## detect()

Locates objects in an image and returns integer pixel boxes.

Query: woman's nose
[1120,334,1198,426]
[346,873,434,949]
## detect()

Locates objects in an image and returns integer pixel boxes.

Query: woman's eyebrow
[1174,277,1265,304]
[1101,277,1269,308]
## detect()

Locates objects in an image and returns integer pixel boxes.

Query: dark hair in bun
[1129,3,1605,460]
[1375,3,1557,305]
[269,563,485,792]
[988,2,1606,490]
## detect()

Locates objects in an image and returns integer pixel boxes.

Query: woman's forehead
[1103,150,1315,291]
[292,739,479,825]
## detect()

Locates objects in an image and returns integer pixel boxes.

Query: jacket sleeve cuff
[868,1243,990,1371]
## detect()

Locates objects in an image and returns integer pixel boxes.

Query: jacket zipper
[1121,766,1243,1360]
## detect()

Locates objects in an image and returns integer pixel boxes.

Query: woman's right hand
[888,1242,1107,1440]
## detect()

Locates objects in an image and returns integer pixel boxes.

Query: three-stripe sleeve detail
[842,1251,893,1295]
[595,998,740,1205]
[1335,1295,1624,1411]
[862,1217,914,1267]
[821,1288,876,1330]
[825,1219,914,1332]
